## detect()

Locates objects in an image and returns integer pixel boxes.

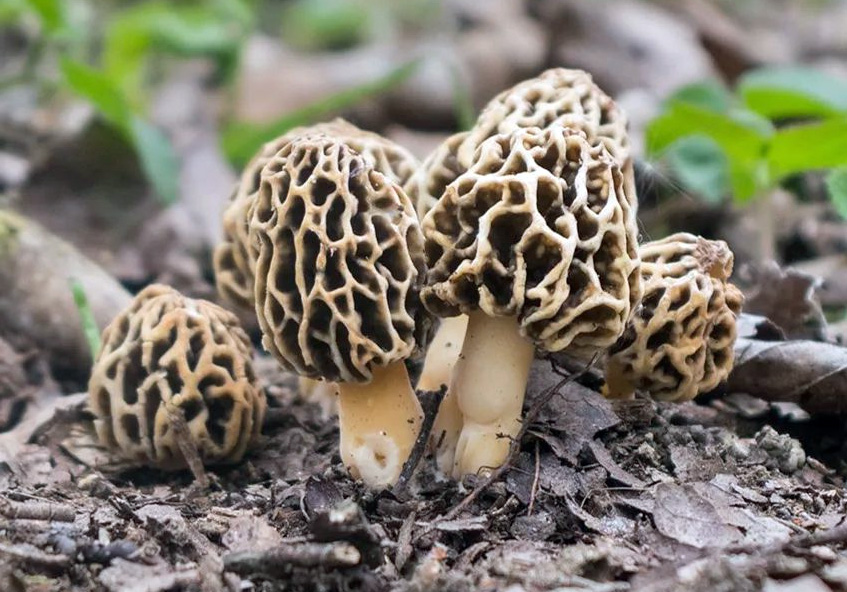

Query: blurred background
[2,0,847,337]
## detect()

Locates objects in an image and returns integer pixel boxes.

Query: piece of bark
[0,210,130,385]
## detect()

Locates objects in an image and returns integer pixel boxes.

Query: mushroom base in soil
[416,315,469,474]
[450,311,535,479]
[336,361,423,488]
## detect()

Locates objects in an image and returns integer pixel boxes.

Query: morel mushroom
[422,126,640,478]
[214,118,419,313]
[88,285,265,469]
[249,135,429,489]
[604,233,743,402]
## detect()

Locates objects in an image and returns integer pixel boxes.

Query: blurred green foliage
[2,0,425,203]
[2,0,252,204]
[278,0,442,51]
[646,66,847,217]
[222,59,420,167]
[69,277,101,359]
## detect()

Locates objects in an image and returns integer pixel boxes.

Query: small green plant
[646,66,847,216]
[3,0,252,204]
[69,277,101,359]
[222,59,421,167]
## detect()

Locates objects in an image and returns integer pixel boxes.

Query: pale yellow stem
[601,357,637,401]
[417,315,469,475]
[451,312,535,479]
[337,362,423,489]
[298,377,338,417]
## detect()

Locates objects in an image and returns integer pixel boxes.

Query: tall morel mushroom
[405,70,634,472]
[604,233,743,402]
[88,285,265,469]
[422,126,641,478]
[249,135,430,489]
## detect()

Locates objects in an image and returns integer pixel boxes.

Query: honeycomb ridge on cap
[606,233,743,402]
[88,284,265,469]
[214,119,419,312]
[250,134,429,383]
[421,126,640,358]
[404,131,470,220]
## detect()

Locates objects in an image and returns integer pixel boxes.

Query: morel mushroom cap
[457,68,631,171]
[423,126,640,356]
[249,135,429,488]
[88,285,265,469]
[421,126,640,478]
[604,233,743,402]
[214,118,419,312]
[407,69,631,225]
[404,131,469,220]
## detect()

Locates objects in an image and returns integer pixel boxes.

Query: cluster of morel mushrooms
[88,68,743,490]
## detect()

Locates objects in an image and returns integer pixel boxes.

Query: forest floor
[3,351,847,592]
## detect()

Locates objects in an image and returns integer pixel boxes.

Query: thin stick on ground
[528,440,541,516]
[393,385,447,494]
[164,403,209,489]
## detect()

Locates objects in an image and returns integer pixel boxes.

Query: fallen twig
[163,402,209,488]
[0,498,75,522]
[224,542,361,574]
[393,386,447,494]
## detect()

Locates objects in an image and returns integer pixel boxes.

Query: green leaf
[103,2,247,104]
[23,0,64,33]
[69,278,101,360]
[739,66,847,119]
[663,136,729,204]
[222,60,421,166]
[665,80,732,112]
[61,59,179,205]
[280,0,371,51]
[826,167,847,219]
[768,118,847,180]
[129,116,180,205]
[60,58,130,127]
[646,101,771,164]
[450,64,475,131]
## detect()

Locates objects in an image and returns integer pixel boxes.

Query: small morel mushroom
[214,118,419,313]
[604,233,743,402]
[422,126,641,478]
[88,285,265,469]
[249,135,430,489]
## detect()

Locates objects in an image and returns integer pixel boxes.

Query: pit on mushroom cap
[249,134,430,489]
[88,284,265,469]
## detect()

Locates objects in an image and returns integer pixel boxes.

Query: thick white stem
[417,315,469,475]
[451,312,535,478]
[337,362,422,489]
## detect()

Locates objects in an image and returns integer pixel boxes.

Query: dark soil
[2,354,846,592]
